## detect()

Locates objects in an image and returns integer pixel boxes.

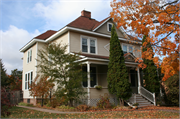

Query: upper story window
[122,44,134,55]
[25,71,33,90]
[107,22,113,32]
[27,49,32,63]
[81,36,97,54]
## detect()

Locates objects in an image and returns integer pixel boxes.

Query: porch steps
[135,94,154,107]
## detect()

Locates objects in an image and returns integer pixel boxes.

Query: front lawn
[3,106,180,118]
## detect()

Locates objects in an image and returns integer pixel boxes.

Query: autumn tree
[142,35,160,93]
[8,69,22,90]
[29,75,54,107]
[110,0,180,81]
[37,43,86,107]
[107,25,131,106]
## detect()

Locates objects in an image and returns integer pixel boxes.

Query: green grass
[2,106,180,118]
[2,106,66,118]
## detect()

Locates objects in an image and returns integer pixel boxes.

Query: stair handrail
[125,94,137,107]
[139,86,156,105]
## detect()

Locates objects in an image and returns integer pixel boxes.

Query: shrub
[95,85,102,90]
[96,94,112,109]
[50,99,59,108]
[163,74,179,105]
[18,102,33,107]
[58,105,75,109]
[1,87,13,117]
[76,105,89,111]
[45,101,51,107]
[132,103,139,106]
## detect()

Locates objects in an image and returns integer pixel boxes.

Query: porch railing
[138,86,156,105]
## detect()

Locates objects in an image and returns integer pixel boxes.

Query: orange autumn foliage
[110,0,180,81]
[29,75,54,99]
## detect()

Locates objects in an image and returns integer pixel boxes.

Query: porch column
[137,67,141,93]
[87,62,91,105]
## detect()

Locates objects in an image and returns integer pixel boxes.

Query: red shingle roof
[67,16,99,31]
[35,30,57,40]
[92,17,110,30]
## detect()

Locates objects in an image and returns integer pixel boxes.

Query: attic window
[107,22,113,32]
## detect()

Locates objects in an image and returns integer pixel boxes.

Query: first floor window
[25,71,33,90]
[82,66,97,87]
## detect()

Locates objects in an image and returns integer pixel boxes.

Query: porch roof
[74,52,137,61]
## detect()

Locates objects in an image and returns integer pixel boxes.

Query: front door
[130,69,138,93]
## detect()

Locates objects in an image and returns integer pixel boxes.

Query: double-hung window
[27,49,32,63]
[82,38,88,52]
[81,36,96,54]
[122,44,134,54]
[25,71,33,90]
[123,45,128,54]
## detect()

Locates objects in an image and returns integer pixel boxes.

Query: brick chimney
[81,10,91,18]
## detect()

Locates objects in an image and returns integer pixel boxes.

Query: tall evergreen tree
[107,25,131,106]
[0,59,9,87]
[142,35,160,93]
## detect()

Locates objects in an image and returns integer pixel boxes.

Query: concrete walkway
[17,105,180,114]
[17,105,86,114]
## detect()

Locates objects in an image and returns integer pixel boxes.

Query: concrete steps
[135,94,154,107]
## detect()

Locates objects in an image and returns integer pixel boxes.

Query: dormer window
[107,22,113,32]
[81,36,97,54]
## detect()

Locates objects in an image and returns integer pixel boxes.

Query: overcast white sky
[0,0,111,74]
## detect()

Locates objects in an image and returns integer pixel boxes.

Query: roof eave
[19,38,46,52]
[20,26,141,52]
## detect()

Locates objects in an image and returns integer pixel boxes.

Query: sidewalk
[17,105,86,114]
[17,105,180,114]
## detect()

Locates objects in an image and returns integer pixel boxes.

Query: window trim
[24,70,33,90]
[122,43,134,55]
[107,22,113,32]
[80,35,97,54]
[27,49,32,63]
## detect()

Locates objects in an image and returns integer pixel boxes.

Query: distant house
[20,10,155,107]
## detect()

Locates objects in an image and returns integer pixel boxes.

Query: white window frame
[107,22,113,32]
[122,43,134,55]
[80,35,97,54]
[25,70,33,90]
[27,49,32,63]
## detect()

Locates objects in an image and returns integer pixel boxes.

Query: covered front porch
[77,53,144,105]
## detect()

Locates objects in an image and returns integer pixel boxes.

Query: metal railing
[138,86,156,105]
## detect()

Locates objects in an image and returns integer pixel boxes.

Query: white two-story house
[20,10,155,107]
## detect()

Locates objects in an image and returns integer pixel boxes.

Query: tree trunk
[69,99,73,107]
[119,98,124,106]
[41,95,44,107]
